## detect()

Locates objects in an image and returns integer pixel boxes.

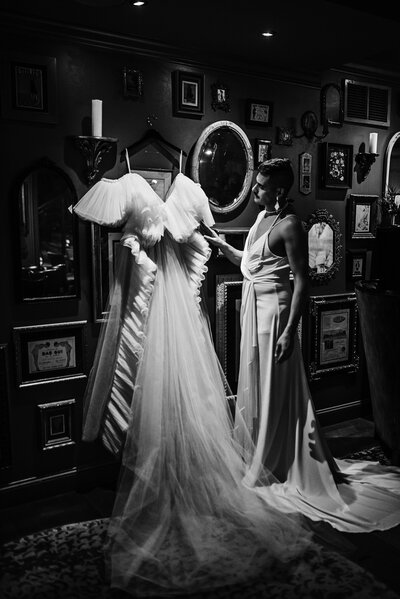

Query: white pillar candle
[369,132,378,154]
[91,99,102,137]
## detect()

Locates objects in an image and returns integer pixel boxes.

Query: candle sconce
[354,142,379,183]
[72,135,118,186]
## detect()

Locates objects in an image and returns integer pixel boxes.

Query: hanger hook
[146,114,158,128]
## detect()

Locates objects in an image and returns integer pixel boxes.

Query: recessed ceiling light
[262,31,276,37]
[130,0,147,6]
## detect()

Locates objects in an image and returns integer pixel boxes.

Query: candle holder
[72,135,118,186]
[354,151,379,183]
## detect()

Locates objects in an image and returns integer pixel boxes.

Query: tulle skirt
[85,233,314,596]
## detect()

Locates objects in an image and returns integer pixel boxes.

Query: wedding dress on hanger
[72,164,314,596]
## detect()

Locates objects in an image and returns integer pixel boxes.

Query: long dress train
[234,209,400,533]
[73,172,313,596]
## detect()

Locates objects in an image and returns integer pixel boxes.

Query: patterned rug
[0,445,398,599]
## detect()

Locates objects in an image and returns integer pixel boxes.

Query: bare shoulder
[279,214,306,239]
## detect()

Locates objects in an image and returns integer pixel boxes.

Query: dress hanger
[120,115,187,169]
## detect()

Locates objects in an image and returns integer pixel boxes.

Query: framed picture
[276,127,294,146]
[349,194,378,239]
[13,321,87,387]
[346,248,367,282]
[92,169,172,322]
[211,81,230,112]
[123,67,143,98]
[1,53,57,123]
[254,138,272,166]
[215,274,243,397]
[299,151,312,195]
[308,293,359,380]
[38,399,75,451]
[321,142,353,188]
[246,99,273,127]
[173,70,204,118]
[0,345,12,472]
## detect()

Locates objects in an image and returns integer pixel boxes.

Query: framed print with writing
[308,293,359,380]
[13,321,87,387]
[321,142,353,188]
[38,399,75,451]
[349,194,378,239]
[92,169,172,322]
[173,70,204,118]
[254,138,272,166]
[246,99,273,127]
[1,54,57,123]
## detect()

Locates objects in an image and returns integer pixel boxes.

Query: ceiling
[1,0,400,83]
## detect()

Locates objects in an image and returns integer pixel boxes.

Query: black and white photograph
[2,3,400,599]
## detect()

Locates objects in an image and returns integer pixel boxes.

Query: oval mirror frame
[17,158,80,302]
[383,131,400,197]
[304,208,342,283]
[191,120,254,214]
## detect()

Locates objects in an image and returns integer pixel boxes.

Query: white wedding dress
[235,209,400,533]
[72,172,313,596]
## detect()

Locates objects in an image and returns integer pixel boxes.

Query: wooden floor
[1,417,400,596]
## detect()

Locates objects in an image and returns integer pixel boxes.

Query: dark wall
[1,20,399,501]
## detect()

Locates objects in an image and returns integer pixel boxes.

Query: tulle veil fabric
[73,173,314,596]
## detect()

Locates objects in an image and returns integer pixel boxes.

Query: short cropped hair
[258,158,294,193]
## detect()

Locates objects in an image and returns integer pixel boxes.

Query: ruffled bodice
[73,171,215,248]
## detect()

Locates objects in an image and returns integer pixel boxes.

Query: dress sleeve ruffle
[72,177,128,227]
[164,173,215,242]
[179,231,211,305]
[82,235,158,454]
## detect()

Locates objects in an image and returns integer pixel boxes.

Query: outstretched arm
[203,228,243,267]
[275,217,309,363]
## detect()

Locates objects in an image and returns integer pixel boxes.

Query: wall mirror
[191,120,254,213]
[17,158,79,301]
[383,131,400,197]
[304,209,342,283]
[320,83,344,128]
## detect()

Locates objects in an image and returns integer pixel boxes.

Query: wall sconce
[354,133,379,183]
[294,110,329,142]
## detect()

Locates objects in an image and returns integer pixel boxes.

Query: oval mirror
[383,131,400,197]
[191,120,254,213]
[18,159,79,301]
[304,209,342,283]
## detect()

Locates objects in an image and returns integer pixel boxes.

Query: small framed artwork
[346,248,367,282]
[0,345,12,472]
[299,152,312,195]
[92,169,172,322]
[13,321,87,387]
[1,53,57,123]
[349,194,378,239]
[172,70,204,118]
[246,99,273,127]
[211,81,230,112]
[123,67,143,98]
[276,127,294,146]
[254,138,272,166]
[309,293,359,380]
[321,142,353,188]
[38,399,75,451]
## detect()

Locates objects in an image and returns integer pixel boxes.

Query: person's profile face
[252,173,275,207]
